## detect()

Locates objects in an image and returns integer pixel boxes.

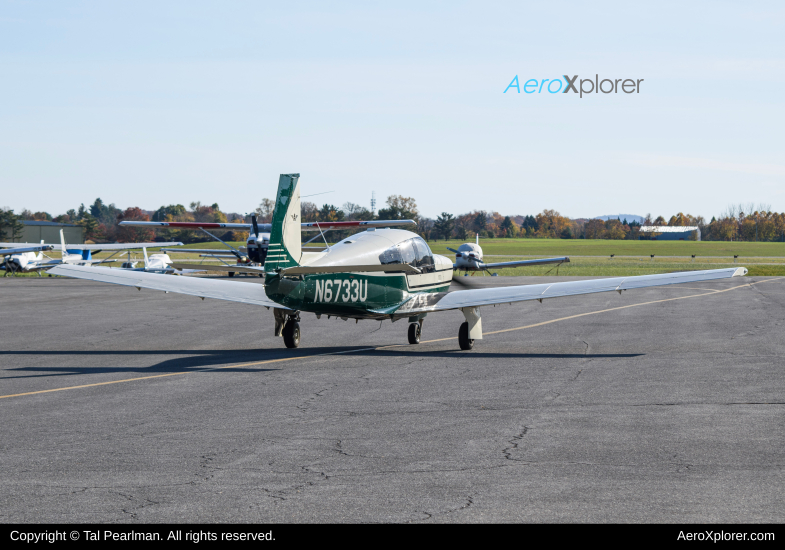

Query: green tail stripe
[266,173,301,271]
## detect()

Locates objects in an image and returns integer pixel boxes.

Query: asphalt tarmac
[1,275,784,523]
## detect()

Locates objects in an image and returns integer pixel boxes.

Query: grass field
[5,238,785,277]
[428,237,785,258]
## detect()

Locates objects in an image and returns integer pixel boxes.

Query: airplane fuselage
[264,228,453,319]
[454,242,484,271]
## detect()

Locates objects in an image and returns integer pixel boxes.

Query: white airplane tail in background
[59,229,67,261]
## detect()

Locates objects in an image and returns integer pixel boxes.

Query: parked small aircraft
[0,230,184,275]
[449,234,568,276]
[1,243,54,276]
[51,173,748,351]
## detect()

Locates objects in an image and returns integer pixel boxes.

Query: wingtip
[733,267,748,277]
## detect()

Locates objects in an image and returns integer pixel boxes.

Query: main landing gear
[274,308,301,348]
[283,319,300,348]
[458,322,474,350]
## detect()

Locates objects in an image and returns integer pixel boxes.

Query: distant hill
[594,214,645,223]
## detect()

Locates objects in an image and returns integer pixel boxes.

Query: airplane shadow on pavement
[0,347,644,381]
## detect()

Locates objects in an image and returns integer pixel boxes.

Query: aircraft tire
[283,320,301,348]
[407,323,420,344]
[228,272,235,278]
[458,322,474,350]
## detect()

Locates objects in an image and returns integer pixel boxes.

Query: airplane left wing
[391,267,748,315]
[48,264,285,308]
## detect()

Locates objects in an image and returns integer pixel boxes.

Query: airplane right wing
[48,264,285,308]
[392,267,749,315]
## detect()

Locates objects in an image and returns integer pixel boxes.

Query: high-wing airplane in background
[51,173,748,351]
[118,216,417,275]
[449,233,569,277]
[2,243,54,276]
[0,230,184,275]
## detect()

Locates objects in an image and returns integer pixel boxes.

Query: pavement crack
[502,427,530,462]
[297,384,337,414]
[411,494,475,523]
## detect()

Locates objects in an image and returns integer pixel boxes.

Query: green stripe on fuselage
[264,271,450,318]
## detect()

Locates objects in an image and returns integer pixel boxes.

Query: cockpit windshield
[378,237,434,273]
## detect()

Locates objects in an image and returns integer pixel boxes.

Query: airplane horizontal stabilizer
[49,264,284,308]
[162,248,241,255]
[171,263,265,274]
[394,267,748,315]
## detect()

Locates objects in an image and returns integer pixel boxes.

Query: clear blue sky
[2,1,783,219]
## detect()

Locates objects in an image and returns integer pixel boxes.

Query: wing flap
[49,264,284,308]
[396,268,748,314]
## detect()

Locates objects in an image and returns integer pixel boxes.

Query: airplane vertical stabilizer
[266,173,302,270]
[60,230,66,261]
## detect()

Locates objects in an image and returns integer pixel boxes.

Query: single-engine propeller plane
[450,233,569,276]
[1,243,54,276]
[51,173,748,350]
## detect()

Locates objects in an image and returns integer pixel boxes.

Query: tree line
[4,198,784,243]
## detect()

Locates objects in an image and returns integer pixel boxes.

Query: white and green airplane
[50,174,748,350]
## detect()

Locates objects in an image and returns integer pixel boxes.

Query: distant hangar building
[639,226,701,241]
[4,221,85,244]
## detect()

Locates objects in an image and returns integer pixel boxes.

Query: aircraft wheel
[407,323,421,344]
[458,322,474,350]
[228,271,235,277]
[283,320,301,348]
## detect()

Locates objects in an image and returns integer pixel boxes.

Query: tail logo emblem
[291,213,298,221]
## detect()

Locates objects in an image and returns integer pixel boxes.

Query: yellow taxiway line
[1,279,779,400]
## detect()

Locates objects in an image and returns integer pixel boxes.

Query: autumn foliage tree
[116,207,154,242]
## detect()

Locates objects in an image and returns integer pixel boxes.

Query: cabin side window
[378,245,403,265]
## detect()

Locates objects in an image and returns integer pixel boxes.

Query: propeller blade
[446,247,461,254]
[450,274,481,289]
[251,215,260,237]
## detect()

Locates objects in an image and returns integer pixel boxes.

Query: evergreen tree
[433,212,455,240]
